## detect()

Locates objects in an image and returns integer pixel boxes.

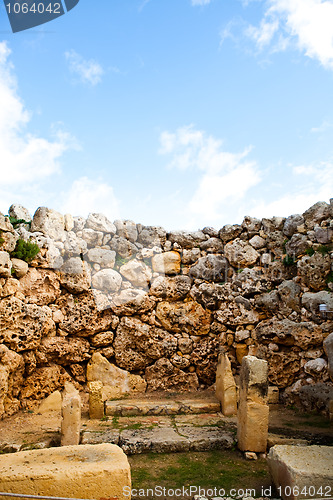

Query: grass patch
[129,450,271,499]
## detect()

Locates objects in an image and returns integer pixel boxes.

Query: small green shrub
[326,271,333,284]
[8,216,31,229]
[305,247,315,256]
[318,244,333,255]
[0,231,4,246]
[283,254,295,266]
[11,239,40,263]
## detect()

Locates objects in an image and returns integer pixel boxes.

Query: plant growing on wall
[11,239,40,262]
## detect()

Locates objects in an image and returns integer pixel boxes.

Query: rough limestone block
[88,380,104,419]
[61,382,81,446]
[0,443,131,500]
[268,445,333,500]
[237,355,269,453]
[268,385,279,404]
[215,352,237,416]
[37,390,62,414]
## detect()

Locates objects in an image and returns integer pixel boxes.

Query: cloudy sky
[0,0,333,230]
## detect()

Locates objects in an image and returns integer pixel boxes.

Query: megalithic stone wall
[0,200,332,419]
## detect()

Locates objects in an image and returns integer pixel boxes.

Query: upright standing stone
[237,355,269,453]
[88,380,104,419]
[215,349,237,416]
[61,382,81,446]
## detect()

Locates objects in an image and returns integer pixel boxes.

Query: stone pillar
[88,380,104,419]
[237,355,269,453]
[61,382,81,446]
[215,349,237,416]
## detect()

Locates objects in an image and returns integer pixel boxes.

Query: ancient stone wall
[0,201,332,418]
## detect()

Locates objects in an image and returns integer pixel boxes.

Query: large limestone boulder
[87,248,116,268]
[91,269,122,292]
[302,290,333,319]
[0,345,25,418]
[59,257,91,294]
[215,297,260,326]
[219,224,242,243]
[257,347,301,388]
[0,296,55,351]
[85,213,116,234]
[11,258,28,278]
[56,291,117,336]
[38,337,90,365]
[114,317,177,370]
[254,318,323,349]
[323,332,333,381]
[0,444,131,500]
[303,201,332,228]
[31,207,65,240]
[231,268,272,296]
[152,251,181,274]
[81,228,103,247]
[156,300,211,335]
[0,251,12,277]
[168,230,206,249]
[224,238,259,267]
[137,225,166,246]
[87,352,147,399]
[285,233,309,257]
[297,253,331,291]
[200,237,223,253]
[145,358,199,392]
[0,214,14,232]
[8,203,32,222]
[114,219,138,242]
[110,235,138,259]
[150,275,191,301]
[19,268,61,305]
[119,259,152,287]
[21,364,72,400]
[190,336,219,385]
[0,231,17,252]
[189,255,229,282]
[283,214,304,237]
[63,231,87,256]
[241,215,261,236]
[190,282,225,310]
[111,288,155,315]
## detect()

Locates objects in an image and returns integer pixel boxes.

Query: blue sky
[0,0,333,230]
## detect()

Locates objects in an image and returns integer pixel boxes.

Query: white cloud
[0,41,73,189]
[246,0,333,69]
[191,0,212,5]
[60,177,120,219]
[310,120,332,133]
[159,125,261,224]
[65,49,104,86]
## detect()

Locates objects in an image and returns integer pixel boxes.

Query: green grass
[129,450,271,499]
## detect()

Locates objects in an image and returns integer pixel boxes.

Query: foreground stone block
[215,351,237,416]
[237,355,269,453]
[0,443,131,500]
[268,445,333,500]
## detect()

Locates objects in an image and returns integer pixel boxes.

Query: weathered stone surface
[63,232,87,255]
[182,248,201,264]
[119,427,189,454]
[285,233,309,257]
[19,268,61,305]
[21,365,71,400]
[190,283,225,310]
[137,225,166,246]
[87,353,147,398]
[215,351,237,416]
[237,356,268,453]
[11,258,28,278]
[37,390,62,414]
[219,224,242,243]
[92,268,122,292]
[257,347,301,388]
[323,332,333,381]
[277,280,301,314]
[224,238,259,268]
[87,248,116,267]
[61,382,81,446]
[88,381,104,419]
[114,219,138,242]
[298,383,333,415]
[114,317,177,370]
[190,336,219,385]
[59,257,91,294]
[249,235,266,249]
[156,300,211,335]
[303,201,332,227]
[0,231,17,252]
[85,213,116,234]
[145,358,199,392]
[0,345,24,418]
[110,235,138,259]
[314,225,333,244]
[241,215,261,236]
[38,337,90,365]
[199,237,223,253]
[168,230,206,249]
[262,216,285,232]
[31,207,65,240]
[297,253,331,291]
[0,297,55,351]
[177,426,234,451]
[0,444,131,500]
[216,298,260,326]
[268,445,333,500]
[302,290,333,319]
[57,291,116,336]
[189,255,229,282]
[111,289,155,316]
[283,214,304,237]
[304,358,327,375]
[9,203,32,222]
[254,318,323,349]
[152,251,181,274]
[231,267,272,296]
[150,275,191,301]
[0,215,14,232]
[0,251,12,277]
[81,228,103,247]
[119,259,152,287]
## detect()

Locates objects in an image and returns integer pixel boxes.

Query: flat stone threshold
[105,397,221,416]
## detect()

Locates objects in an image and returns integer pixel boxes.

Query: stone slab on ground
[105,398,220,416]
[119,427,190,454]
[0,443,131,500]
[268,445,333,500]
[267,433,310,448]
[177,426,235,451]
[80,429,120,445]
